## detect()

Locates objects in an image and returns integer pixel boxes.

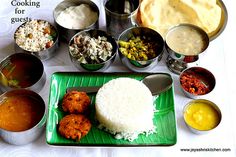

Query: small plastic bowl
[14,19,59,61]
[0,89,46,145]
[68,29,117,72]
[0,53,46,93]
[53,0,99,42]
[179,66,216,99]
[183,99,222,134]
[118,27,164,72]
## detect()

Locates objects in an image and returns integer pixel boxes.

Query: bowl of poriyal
[0,53,46,93]
[53,0,99,42]
[183,99,221,134]
[0,89,46,145]
[118,27,164,72]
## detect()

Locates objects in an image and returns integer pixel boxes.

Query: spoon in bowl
[0,71,8,87]
[67,73,173,96]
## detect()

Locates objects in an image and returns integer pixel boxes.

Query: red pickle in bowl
[180,72,210,95]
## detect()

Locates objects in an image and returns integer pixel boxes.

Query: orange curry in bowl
[0,95,44,132]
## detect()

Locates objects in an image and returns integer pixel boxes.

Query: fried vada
[62,91,90,114]
[58,114,92,141]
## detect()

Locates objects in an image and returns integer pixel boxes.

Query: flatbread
[139,0,222,38]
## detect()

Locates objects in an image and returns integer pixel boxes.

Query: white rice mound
[95,78,156,141]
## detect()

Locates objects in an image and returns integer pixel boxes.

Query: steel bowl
[68,29,117,72]
[179,67,216,99]
[14,19,59,61]
[104,0,140,39]
[0,53,46,93]
[183,99,222,134]
[53,0,99,42]
[0,89,46,145]
[165,24,209,63]
[118,27,164,72]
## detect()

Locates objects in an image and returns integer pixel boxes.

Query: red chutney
[0,95,44,132]
[180,73,209,95]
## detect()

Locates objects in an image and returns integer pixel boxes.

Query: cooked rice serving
[95,78,156,141]
[15,20,56,52]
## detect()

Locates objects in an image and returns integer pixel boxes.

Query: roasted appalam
[138,0,222,38]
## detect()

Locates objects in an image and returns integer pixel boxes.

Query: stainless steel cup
[165,24,209,63]
[0,53,46,93]
[54,0,99,42]
[183,99,222,134]
[104,0,139,39]
[165,24,209,74]
[118,27,164,72]
[14,19,59,61]
[68,29,117,72]
[179,66,216,99]
[0,89,46,145]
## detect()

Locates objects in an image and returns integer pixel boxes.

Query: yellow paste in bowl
[184,102,220,131]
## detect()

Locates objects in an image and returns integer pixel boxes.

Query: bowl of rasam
[0,53,46,93]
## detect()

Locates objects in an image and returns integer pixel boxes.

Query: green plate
[46,72,177,146]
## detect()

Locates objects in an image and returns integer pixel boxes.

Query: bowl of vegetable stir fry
[118,27,164,72]
[69,29,118,71]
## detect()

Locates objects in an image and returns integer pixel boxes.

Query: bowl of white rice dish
[95,78,156,141]
[14,19,59,61]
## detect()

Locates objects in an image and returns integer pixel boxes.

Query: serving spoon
[0,71,8,87]
[67,73,173,96]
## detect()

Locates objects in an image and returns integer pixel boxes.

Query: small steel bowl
[53,0,99,42]
[165,24,209,63]
[14,19,59,61]
[118,27,164,72]
[179,67,216,99]
[0,53,46,93]
[183,99,222,134]
[68,29,117,72]
[0,89,46,145]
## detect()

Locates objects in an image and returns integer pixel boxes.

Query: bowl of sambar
[0,89,46,145]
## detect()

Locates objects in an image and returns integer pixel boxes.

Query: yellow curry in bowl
[183,99,221,132]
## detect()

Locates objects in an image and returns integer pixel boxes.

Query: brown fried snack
[58,114,92,141]
[62,91,90,114]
